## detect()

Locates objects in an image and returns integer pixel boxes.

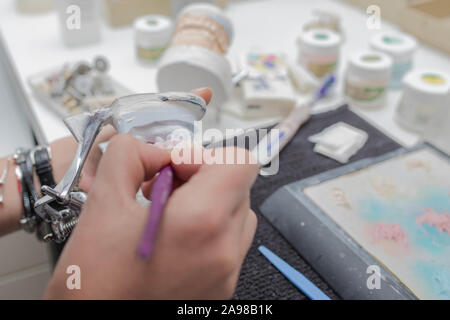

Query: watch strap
[14,148,38,232]
[33,147,56,188]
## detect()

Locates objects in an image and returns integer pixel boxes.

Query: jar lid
[179,3,234,43]
[370,32,417,60]
[134,15,173,45]
[347,51,392,78]
[297,28,341,54]
[402,69,450,103]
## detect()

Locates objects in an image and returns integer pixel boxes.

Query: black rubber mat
[234,105,401,300]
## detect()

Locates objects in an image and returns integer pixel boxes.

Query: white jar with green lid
[370,32,417,88]
[396,70,450,133]
[134,15,173,62]
[297,28,341,79]
[344,51,393,108]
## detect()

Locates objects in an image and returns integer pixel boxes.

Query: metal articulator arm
[35,108,112,223]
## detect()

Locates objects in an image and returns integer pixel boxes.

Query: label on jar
[307,61,337,78]
[299,53,338,78]
[137,46,167,61]
[345,80,387,102]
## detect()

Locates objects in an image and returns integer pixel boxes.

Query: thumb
[90,135,171,201]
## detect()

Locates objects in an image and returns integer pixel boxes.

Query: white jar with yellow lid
[396,70,450,133]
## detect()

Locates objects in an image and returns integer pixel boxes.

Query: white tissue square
[309,122,368,163]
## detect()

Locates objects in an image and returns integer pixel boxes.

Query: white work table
[0,0,449,147]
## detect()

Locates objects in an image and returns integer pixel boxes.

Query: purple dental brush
[138,164,174,259]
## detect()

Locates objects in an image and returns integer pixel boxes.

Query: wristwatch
[31,146,61,242]
[31,146,55,188]
[30,146,67,261]
[14,146,55,235]
[13,148,39,233]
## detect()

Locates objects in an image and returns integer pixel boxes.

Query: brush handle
[252,104,310,168]
[138,165,174,259]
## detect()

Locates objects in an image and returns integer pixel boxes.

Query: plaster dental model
[34,92,207,242]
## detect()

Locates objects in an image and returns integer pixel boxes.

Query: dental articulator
[32,92,206,248]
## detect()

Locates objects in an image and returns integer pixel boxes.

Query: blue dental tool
[258,245,331,300]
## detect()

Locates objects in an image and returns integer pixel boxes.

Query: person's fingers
[227,197,257,261]
[165,150,257,241]
[140,176,184,200]
[92,135,171,199]
[137,88,210,192]
[96,124,117,144]
[138,89,210,196]
[100,88,210,200]
[140,179,155,199]
[140,141,204,199]
[230,208,257,287]
[210,207,257,299]
[169,141,205,180]
[81,88,209,185]
[233,197,253,235]
[190,88,212,105]
[237,209,257,260]
[178,147,258,216]
[79,125,117,191]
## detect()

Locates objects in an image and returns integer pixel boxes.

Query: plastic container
[16,0,54,13]
[111,92,206,143]
[396,70,450,133]
[344,51,392,108]
[370,32,417,88]
[157,3,233,111]
[57,0,101,47]
[297,28,341,79]
[134,15,173,63]
[171,0,215,18]
[302,10,343,37]
[239,52,296,119]
[424,96,450,156]
[102,0,171,27]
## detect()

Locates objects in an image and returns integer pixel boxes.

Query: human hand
[50,125,116,193]
[0,125,115,236]
[0,89,212,238]
[45,135,258,299]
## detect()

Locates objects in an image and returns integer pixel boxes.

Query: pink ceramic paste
[416,209,450,234]
[372,223,408,247]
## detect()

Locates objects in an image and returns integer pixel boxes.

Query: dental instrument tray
[28,57,132,118]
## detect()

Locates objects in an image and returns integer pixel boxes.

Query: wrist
[49,137,77,183]
[0,157,23,236]
[44,276,81,300]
